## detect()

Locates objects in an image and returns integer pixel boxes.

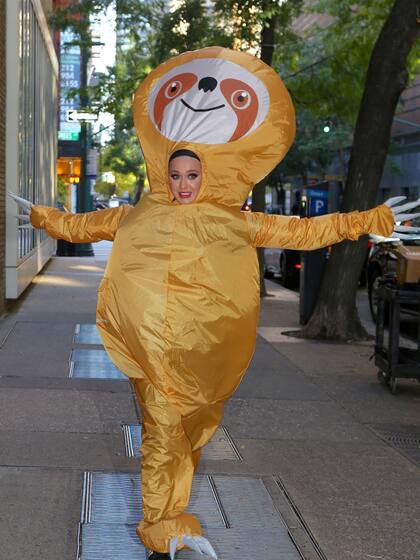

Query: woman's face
[168,156,202,204]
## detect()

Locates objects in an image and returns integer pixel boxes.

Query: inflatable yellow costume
[28,47,395,556]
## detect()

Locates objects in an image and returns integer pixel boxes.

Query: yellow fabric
[246,204,394,249]
[131,46,295,208]
[30,204,132,242]
[30,46,394,553]
[131,377,222,552]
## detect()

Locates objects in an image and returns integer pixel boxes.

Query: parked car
[265,242,369,290]
[94,200,109,210]
[264,248,301,288]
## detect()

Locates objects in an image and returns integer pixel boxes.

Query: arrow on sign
[66,109,98,123]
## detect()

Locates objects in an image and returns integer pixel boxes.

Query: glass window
[18,0,57,260]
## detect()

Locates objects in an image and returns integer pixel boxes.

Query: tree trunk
[133,176,144,205]
[254,11,277,297]
[299,0,420,341]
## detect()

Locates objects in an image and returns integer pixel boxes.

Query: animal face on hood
[133,47,295,208]
[149,58,270,144]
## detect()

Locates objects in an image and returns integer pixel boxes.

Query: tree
[277,0,404,125]
[51,0,234,203]
[52,1,418,324]
[212,0,304,295]
[280,109,351,183]
[296,0,420,341]
[274,0,419,193]
[151,0,232,65]
[100,130,145,199]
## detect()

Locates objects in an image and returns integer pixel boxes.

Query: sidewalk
[0,247,419,560]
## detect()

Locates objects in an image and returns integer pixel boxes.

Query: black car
[264,242,369,290]
[262,206,301,288]
[264,248,301,288]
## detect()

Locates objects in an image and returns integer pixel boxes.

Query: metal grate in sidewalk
[370,425,420,466]
[81,472,227,528]
[77,472,302,560]
[93,240,113,260]
[78,524,301,560]
[382,433,420,448]
[73,324,102,345]
[122,424,242,461]
[78,524,142,560]
[69,349,127,380]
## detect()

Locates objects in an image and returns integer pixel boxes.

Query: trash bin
[56,239,76,256]
[299,248,328,325]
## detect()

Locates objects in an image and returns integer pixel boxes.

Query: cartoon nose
[198,77,218,92]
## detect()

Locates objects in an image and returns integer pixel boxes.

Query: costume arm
[30,204,132,243]
[246,204,394,249]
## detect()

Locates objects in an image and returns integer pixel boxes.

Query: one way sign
[66,109,98,123]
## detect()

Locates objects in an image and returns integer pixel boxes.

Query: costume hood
[133,46,295,208]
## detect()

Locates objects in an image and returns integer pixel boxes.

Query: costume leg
[131,377,201,553]
[130,377,224,554]
[181,403,224,455]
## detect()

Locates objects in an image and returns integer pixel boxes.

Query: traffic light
[69,174,80,184]
[323,119,334,133]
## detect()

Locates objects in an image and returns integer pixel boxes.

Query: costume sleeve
[30,204,133,243]
[245,204,394,249]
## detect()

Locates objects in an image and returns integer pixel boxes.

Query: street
[0,246,419,560]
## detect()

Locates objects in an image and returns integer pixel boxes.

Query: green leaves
[98,127,145,198]
[52,0,419,194]
[270,0,420,180]
[279,0,420,126]
[151,0,231,65]
[280,108,352,181]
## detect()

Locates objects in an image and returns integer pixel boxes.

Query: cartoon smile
[180,99,225,113]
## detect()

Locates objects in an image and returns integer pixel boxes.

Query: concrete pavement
[0,246,419,560]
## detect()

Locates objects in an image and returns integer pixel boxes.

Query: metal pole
[75,42,94,256]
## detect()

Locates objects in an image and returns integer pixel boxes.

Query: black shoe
[148,552,170,560]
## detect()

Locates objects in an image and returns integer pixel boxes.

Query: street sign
[310,197,327,215]
[59,30,81,140]
[58,131,80,141]
[306,188,328,199]
[66,109,98,123]
[306,188,328,216]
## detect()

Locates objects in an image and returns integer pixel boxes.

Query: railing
[17,0,57,260]
[5,0,59,298]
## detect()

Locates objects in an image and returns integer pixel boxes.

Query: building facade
[379,74,420,201]
[0,0,6,315]
[4,0,59,302]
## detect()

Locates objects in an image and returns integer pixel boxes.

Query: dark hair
[169,149,200,163]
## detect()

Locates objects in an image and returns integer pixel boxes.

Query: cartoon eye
[230,90,252,110]
[165,80,183,99]
[153,72,198,130]
[220,78,259,141]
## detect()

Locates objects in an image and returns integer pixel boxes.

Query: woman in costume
[9,47,420,560]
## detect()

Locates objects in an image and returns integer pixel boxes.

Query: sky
[90,5,117,143]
